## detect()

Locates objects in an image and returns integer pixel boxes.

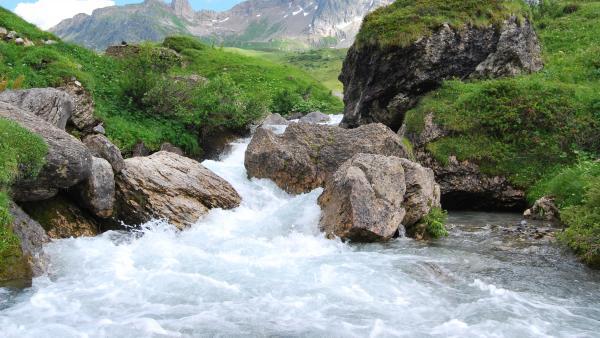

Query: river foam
[1,116,599,337]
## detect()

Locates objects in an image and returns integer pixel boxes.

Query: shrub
[163,36,207,53]
[141,77,198,117]
[423,207,449,239]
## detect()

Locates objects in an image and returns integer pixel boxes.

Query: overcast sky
[1,0,244,30]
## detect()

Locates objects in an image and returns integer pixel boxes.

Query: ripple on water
[1,117,599,337]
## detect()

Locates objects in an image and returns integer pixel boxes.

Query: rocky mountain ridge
[51,0,392,50]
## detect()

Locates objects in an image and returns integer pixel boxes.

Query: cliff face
[50,0,391,50]
[339,16,543,130]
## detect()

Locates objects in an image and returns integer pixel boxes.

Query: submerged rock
[115,151,241,228]
[318,154,407,242]
[340,16,542,130]
[245,123,408,194]
[1,103,92,201]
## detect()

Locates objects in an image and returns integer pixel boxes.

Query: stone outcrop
[115,151,241,228]
[524,197,560,223]
[407,113,526,210]
[20,195,99,239]
[73,157,115,218]
[0,88,74,129]
[318,154,407,242]
[299,111,330,124]
[318,153,441,242]
[340,16,543,131]
[83,134,125,173]
[1,103,92,201]
[245,123,408,194]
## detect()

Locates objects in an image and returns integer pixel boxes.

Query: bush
[163,36,207,53]
[141,77,198,117]
[423,207,449,239]
[271,88,327,115]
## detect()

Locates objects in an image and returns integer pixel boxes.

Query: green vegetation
[357,0,530,48]
[405,0,600,189]
[423,207,449,239]
[0,119,48,281]
[0,5,341,154]
[530,160,600,267]
[225,47,347,93]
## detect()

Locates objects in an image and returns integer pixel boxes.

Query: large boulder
[20,195,99,239]
[73,157,115,218]
[0,102,93,201]
[83,134,125,173]
[318,154,407,242]
[0,88,73,129]
[524,197,560,223]
[115,151,241,228]
[299,111,330,124]
[1,202,49,284]
[340,16,542,130]
[245,123,408,194]
[261,113,289,126]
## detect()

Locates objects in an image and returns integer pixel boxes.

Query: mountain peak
[171,0,194,20]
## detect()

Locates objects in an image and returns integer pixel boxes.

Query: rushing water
[1,117,599,338]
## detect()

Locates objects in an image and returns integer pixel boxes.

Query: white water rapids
[1,116,599,337]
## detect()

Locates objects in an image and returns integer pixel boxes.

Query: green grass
[530,160,600,267]
[423,207,449,239]
[405,0,600,189]
[357,0,530,48]
[225,47,347,93]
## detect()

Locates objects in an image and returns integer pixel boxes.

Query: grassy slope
[225,47,347,93]
[357,0,530,48]
[0,7,342,154]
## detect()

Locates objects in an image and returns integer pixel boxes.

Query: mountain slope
[51,0,392,51]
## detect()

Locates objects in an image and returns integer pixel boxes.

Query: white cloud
[14,0,115,30]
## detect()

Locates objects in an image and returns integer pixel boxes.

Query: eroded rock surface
[83,134,125,173]
[115,151,241,228]
[340,17,542,131]
[0,88,73,129]
[245,123,408,194]
[73,157,115,218]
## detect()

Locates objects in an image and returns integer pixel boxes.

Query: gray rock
[160,142,184,156]
[132,141,150,157]
[115,151,241,229]
[0,88,74,129]
[318,153,407,242]
[524,197,560,223]
[74,157,115,218]
[0,27,7,38]
[400,158,441,227]
[299,111,330,124]
[83,134,125,173]
[286,112,304,121]
[93,123,105,134]
[59,81,97,131]
[8,202,50,278]
[340,17,543,131]
[0,102,93,201]
[261,113,289,126]
[6,31,17,40]
[14,37,24,45]
[245,122,408,194]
